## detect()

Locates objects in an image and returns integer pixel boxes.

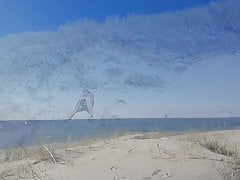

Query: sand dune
[1,130,240,180]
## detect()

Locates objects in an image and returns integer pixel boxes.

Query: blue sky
[0,0,216,37]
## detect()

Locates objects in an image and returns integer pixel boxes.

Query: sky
[0,0,217,37]
[0,0,239,119]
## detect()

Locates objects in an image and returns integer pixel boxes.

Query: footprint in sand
[143,170,171,180]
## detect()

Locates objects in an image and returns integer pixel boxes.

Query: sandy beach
[1,130,240,180]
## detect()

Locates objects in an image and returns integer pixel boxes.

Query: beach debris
[128,149,133,153]
[152,169,161,176]
[103,139,111,145]
[114,176,130,180]
[0,170,15,179]
[153,144,175,159]
[34,144,66,164]
[42,144,57,163]
[160,172,171,179]
[111,166,119,170]
[133,135,151,140]
[143,170,170,180]
[133,132,170,140]
[125,148,143,158]
[127,149,140,153]
[187,155,224,162]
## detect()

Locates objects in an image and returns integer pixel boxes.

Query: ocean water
[0,117,240,149]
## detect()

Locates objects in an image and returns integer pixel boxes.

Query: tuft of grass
[34,144,59,163]
[184,133,240,179]
[201,139,238,157]
[229,155,240,179]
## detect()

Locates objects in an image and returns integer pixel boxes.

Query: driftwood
[153,144,175,160]
[187,155,224,162]
[42,144,57,163]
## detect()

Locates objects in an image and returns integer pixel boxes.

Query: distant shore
[1,116,240,121]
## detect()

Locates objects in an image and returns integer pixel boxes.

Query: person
[69,90,94,120]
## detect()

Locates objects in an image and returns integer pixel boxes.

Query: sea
[0,117,240,148]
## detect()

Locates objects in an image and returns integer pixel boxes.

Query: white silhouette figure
[69,90,94,120]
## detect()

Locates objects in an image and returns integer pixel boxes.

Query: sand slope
[1,130,240,180]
